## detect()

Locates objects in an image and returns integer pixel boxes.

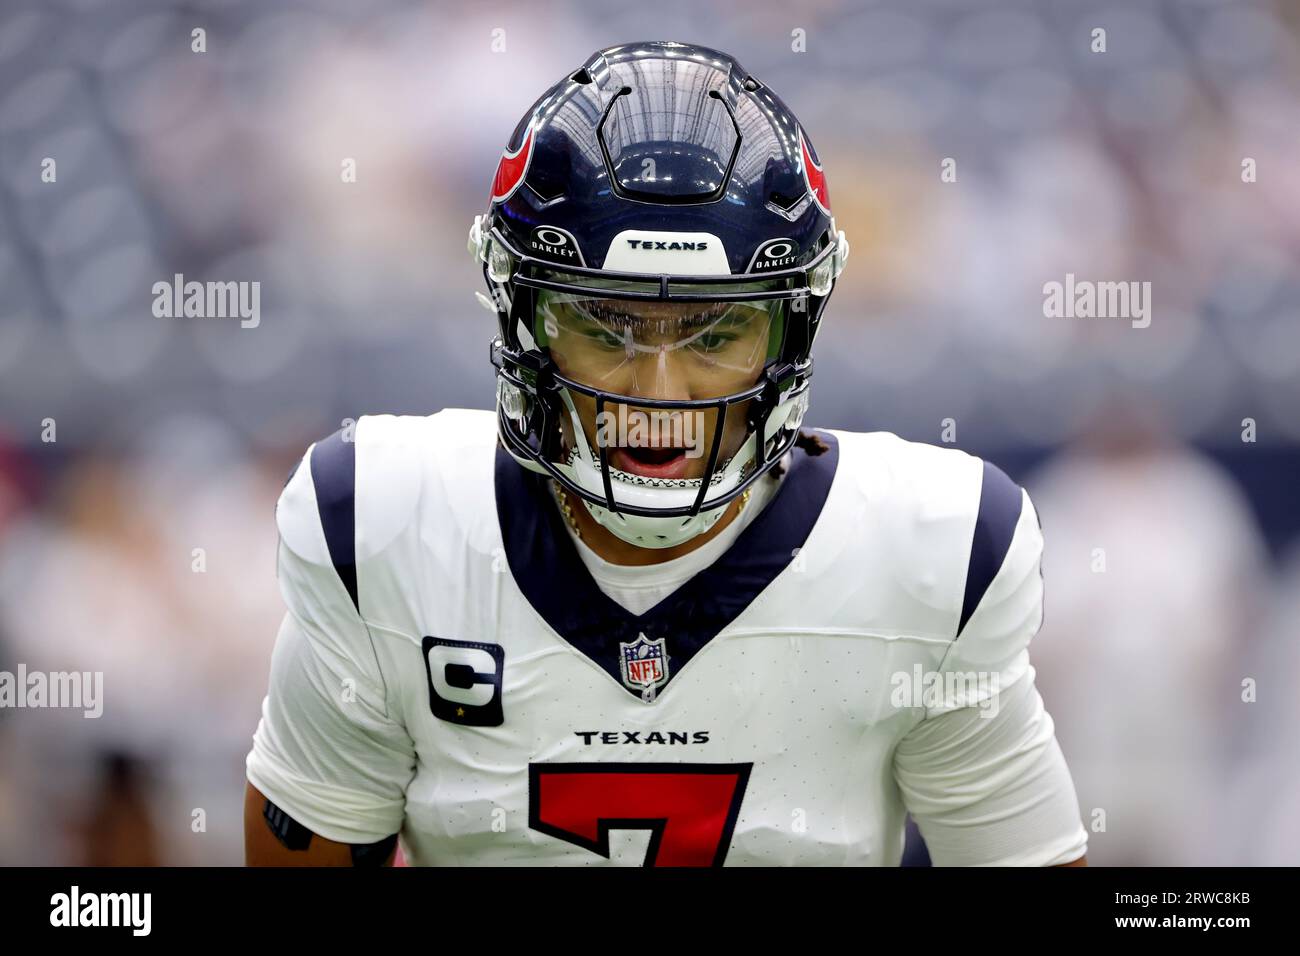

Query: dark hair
[771,429,829,478]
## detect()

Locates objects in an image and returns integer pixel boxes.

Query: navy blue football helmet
[469,40,848,548]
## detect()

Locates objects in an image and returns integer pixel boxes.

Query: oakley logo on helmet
[747,237,801,273]
[529,225,585,264]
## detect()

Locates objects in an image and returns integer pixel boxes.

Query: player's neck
[558,487,746,567]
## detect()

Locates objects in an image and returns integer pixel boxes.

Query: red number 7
[529,762,753,866]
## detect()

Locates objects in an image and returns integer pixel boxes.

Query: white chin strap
[551,387,807,550]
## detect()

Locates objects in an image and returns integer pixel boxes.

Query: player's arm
[894,463,1089,867]
[245,429,417,866]
[244,781,398,866]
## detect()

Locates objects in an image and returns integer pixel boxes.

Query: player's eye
[579,322,625,350]
[696,330,737,353]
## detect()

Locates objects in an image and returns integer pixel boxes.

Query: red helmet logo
[491,122,535,203]
[798,128,831,215]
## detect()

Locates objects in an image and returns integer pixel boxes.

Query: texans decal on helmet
[797,128,831,216]
[490,120,535,203]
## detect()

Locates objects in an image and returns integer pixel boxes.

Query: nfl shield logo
[619,633,670,699]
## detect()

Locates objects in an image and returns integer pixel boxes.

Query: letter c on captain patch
[422,636,505,726]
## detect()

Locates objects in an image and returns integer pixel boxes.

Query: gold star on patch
[457,706,465,717]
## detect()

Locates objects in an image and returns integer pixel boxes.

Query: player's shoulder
[824,427,1014,517]
[819,428,1035,637]
[276,408,498,569]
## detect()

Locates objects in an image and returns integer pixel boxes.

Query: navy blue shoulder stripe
[309,428,359,611]
[957,459,1024,638]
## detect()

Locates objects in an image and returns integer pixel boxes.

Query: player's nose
[626,345,692,403]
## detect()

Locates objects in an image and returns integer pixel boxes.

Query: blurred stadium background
[0,0,1297,865]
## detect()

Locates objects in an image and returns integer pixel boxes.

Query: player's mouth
[612,444,692,480]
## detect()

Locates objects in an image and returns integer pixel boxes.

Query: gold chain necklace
[553,482,750,540]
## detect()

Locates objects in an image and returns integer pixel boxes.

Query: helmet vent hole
[570,68,593,85]
[769,190,801,210]
[743,76,762,92]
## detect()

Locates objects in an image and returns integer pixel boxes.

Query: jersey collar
[495,432,839,702]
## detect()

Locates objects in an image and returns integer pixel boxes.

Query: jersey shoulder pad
[278,415,418,566]
[276,408,499,613]
[826,429,1032,641]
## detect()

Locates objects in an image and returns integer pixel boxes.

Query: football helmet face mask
[470,40,849,549]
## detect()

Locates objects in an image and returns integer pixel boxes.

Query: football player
[245,40,1088,867]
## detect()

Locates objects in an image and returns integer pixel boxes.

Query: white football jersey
[247,409,1088,866]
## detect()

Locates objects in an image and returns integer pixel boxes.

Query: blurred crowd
[0,0,1297,864]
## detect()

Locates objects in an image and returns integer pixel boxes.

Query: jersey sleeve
[246,429,417,845]
[892,464,1088,866]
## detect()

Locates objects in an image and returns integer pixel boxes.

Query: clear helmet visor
[536,289,783,399]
